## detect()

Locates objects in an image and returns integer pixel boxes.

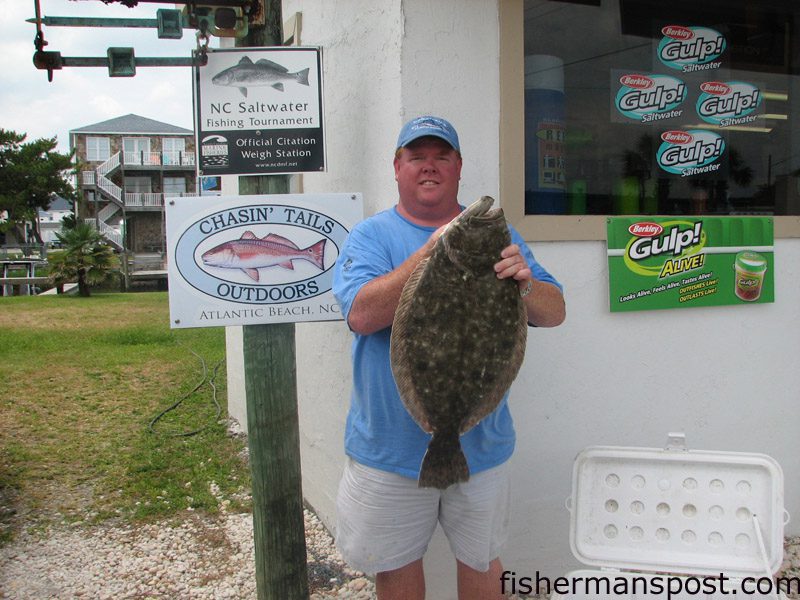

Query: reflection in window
[524,0,800,216]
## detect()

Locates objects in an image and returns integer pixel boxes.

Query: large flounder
[390,196,528,489]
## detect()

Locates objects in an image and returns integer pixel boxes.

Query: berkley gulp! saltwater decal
[657,25,726,72]
[656,129,725,177]
[615,73,687,123]
[696,81,762,126]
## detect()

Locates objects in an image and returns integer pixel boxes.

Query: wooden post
[243,320,309,599]
[238,2,310,598]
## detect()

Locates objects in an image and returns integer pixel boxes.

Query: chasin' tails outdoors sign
[607,216,774,312]
[166,194,362,328]
[193,47,325,176]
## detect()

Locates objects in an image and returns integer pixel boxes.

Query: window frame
[499,0,800,240]
[163,176,187,195]
[123,176,152,193]
[122,137,151,155]
[86,136,110,162]
[162,138,186,165]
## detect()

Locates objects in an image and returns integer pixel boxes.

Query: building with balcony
[38,195,73,247]
[70,114,196,255]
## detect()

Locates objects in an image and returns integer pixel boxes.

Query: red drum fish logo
[201,231,325,282]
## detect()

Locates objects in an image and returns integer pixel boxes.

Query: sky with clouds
[2,1,219,154]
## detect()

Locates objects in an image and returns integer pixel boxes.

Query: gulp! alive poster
[607,217,774,312]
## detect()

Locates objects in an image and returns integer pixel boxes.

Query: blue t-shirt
[332,206,561,479]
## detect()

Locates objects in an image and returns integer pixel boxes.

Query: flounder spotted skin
[390,196,527,489]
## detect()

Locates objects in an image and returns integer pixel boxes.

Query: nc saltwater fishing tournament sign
[166,193,362,328]
[193,47,325,176]
[607,216,774,313]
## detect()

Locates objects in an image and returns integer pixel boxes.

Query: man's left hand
[493,244,566,327]
[494,244,532,294]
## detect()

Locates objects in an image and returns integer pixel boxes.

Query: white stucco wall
[225,2,800,596]
[507,238,800,578]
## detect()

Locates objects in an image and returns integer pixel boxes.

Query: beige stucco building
[224,2,800,597]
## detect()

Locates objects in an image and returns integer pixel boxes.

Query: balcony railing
[125,192,164,207]
[163,151,195,166]
[123,151,160,166]
[124,191,194,208]
[123,151,195,167]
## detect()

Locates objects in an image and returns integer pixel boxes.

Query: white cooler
[551,433,790,599]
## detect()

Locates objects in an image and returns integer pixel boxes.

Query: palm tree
[48,223,118,296]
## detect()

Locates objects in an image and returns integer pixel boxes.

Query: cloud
[87,93,128,119]
[1,0,205,152]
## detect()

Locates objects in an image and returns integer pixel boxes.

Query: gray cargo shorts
[335,457,511,575]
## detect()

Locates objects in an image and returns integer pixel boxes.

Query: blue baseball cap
[396,115,460,151]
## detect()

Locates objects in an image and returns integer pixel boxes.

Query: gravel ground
[0,507,374,600]
[2,505,798,599]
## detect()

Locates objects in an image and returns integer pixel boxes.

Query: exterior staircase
[84,218,123,249]
[97,202,120,223]
[96,152,123,204]
[80,150,195,252]
[81,152,124,250]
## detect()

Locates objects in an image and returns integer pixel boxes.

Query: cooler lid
[568,433,787,577]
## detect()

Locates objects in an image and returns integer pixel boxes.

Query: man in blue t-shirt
[332,115,565,600]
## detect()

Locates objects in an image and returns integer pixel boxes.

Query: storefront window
[523,0,800,217]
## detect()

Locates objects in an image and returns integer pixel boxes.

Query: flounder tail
[418,431,469,489]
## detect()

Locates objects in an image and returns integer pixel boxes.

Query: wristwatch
[520,279,533,298]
